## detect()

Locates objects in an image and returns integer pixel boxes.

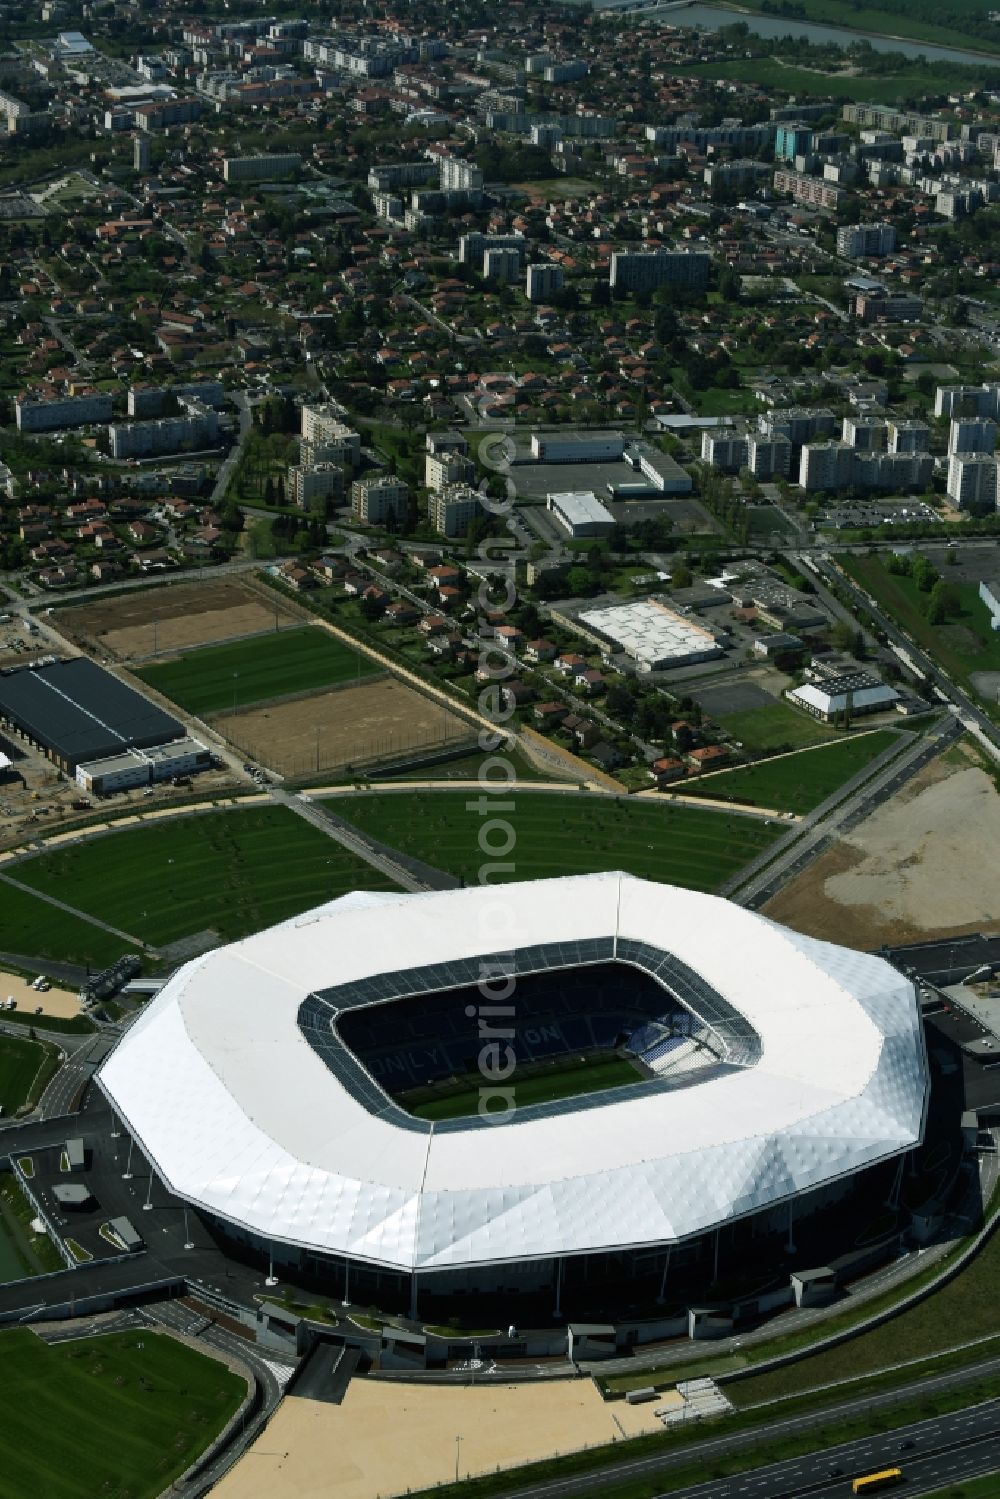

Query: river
[659,2,1000,68]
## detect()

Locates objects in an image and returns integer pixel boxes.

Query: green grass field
[685,730,901,815]
[134,625,378,717]
[402,1055,643,1120]
[12,808,400,956]
[330,791,781,890]
[0,1034,54,1116]
[0,1328,246,1499]
[3,881,127,970]
[716,701,839,752]
[839,555,1000,696]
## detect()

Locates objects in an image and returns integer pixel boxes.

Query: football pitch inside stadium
[400,1053,644,1120]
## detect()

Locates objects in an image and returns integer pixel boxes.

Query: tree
[927,579,960,623]
[264,476,275,505]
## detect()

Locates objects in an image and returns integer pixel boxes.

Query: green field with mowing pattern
[134,625,378,717]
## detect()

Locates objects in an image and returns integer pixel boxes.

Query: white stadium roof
[98,874,927,1274]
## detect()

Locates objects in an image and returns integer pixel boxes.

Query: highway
[487,1395,1000,1499]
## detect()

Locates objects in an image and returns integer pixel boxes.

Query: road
[486,1385,1000,1499]
[211,389,253,505]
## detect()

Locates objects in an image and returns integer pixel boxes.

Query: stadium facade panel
[97,875,928,1277]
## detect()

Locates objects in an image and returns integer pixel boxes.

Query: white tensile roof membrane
[97,874,927,1272]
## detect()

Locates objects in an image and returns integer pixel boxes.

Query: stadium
[97,874,929,1322]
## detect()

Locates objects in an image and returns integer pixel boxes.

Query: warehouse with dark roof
[0,658,183,770]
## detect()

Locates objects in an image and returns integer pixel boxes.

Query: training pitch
[134,626,379,717]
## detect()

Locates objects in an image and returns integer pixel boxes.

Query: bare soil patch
[214,678,472,777]
[764,759,1000,947]
[60,581,300,660]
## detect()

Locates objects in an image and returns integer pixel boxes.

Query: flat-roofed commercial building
[530,432,625,463]
[578,598,723,672]
[547,489,615,538]
[75,736,211,794]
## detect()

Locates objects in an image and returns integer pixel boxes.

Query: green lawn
[134,626,378,717]
[12,808,400,954]
[686,730,901,815]
[3,881,128,970]
[0,1328,246,1499]
[403,1055,643,1121]
[330,791,782,891]
[839,555,1000,697]
[0,1034,53,1116]
[717,701,839,752]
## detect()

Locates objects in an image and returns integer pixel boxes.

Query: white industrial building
[96,875,928,1305]
[530,432,625,463]
[578,598,723,671]
[786,673,899,722]
[547,489,616,538]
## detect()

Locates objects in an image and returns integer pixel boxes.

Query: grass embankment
[0,1329,246,1499]
[10,807,400,957]
[332,791,782,890]
[0,1034,59,1116]
[685,729,901,814]
[134,625,378,717]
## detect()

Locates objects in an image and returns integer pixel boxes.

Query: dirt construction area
[765,749,1000,949]
[214,677,473,777]
[57,580,301,662]
[214,1378,670,1499]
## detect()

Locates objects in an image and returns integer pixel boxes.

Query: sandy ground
[59,581,300,660]
[765,756,1000,947]
[0,970,81,1019]
[214,679,472,778]
[214,1379,670,1499]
